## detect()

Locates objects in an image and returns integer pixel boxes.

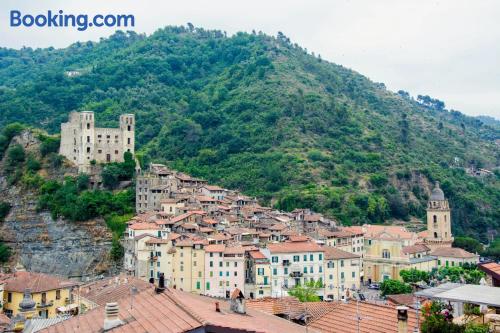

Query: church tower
[425,182,453,249]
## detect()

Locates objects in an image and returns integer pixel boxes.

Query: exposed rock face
[0,130,116,278]
[0,181,114,278]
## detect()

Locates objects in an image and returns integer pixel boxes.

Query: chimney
[155,273,166,293]
[397,306,409,333]
[103,302,124,331]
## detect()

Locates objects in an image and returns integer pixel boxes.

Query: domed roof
[19,289,35,311]
[430,182,445,201]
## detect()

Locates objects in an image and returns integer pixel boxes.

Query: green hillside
[0,26,498,241]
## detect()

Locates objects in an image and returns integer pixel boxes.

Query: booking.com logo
[10,10,135,31]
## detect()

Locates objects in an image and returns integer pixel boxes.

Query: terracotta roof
[79,275,151,307]
[430,247,478,258]
[268,241,324,254]
[309,301,418,333]
[341,226,365,235]
[167,233,182,241]
[40,288,312,333]
[203,185,224,191]
[248,250,268,260]
[3,271,77,293]
[288,235,311,242]
[202,218,218,225]
[208,233,230,241]
[478,262,500,280]
[129,222,160,230]
[323,246,360,260]
[268,223,288,231]
[205,244,225,252]
[224,245,245,255]
[386,294,418,307]
[363,225,415,240]
[402,244,430,254]
[304,214,322,222]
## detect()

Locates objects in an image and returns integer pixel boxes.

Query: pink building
[204,244,245,298]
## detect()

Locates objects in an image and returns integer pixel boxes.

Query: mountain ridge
[0,26,498,241]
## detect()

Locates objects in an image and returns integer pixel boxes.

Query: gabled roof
[430,247,478,258]
[3,271,77,293]
[268,241,324,254]
[402,244,430,254]
[79,275,150,307]
[323,246,360,260]
[478,262,500,280]
[129,222,160,230]
[309,301,418,333]
[40,288,313,333]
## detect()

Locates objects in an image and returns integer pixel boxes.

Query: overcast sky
[1,0,499,118]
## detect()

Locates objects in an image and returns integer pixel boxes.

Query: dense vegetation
[0,26,498,241]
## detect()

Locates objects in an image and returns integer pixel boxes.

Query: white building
[267,241,325,298]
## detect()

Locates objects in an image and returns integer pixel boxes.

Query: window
[87,123,90,129]
[56,289,61,300]
[382,250,390,259]
[87,147,90,153]
[272,256,278,263]
[293,255,300,262]
[310,254,313,261]
[341,272,345,279]
[257,268,264,276]
[234,262,238,267]
[368,240,372,245]
[210,261,213,267]
[352,272,356,278]
[234,271,238,276]
[303,267,308,274]
[340,260,344,267]
[303,254,307,261]
[98,149,102,154]
[128,138,131,144]
[196,281,201,290]
[206,282,210,290]
[319,253,323,260]
[219,272,223,277]
[115,150,118,155]
[273,268,277,275]
[327,261,334,268]
[284,267,288,275]
[226,262,229,267]
[329,274,333,280]
[210,271,213,277]
[433,215,437,223]
[319,266,323,273]
[210,253,214,257]
[309,267,314,273]
[7,293,12,303]
[87,136,90,143]
[226,271,229,277]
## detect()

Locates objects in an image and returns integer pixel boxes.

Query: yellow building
[323,246,362,301]
[362,226,436,283]
[2,272,77,319]
[244,250,271,299]
[170,239,207,294]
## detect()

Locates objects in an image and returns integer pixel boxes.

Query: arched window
[434,232,438,239]
[433,215,437,223]
[382,249,390,259]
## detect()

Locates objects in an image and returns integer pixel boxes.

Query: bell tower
[425,182,453,248]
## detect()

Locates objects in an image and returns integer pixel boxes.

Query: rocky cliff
[0,130,116,278]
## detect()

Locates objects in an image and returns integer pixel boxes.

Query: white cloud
[0,0,498,118]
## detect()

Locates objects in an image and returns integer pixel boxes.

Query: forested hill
[0,27,498,241]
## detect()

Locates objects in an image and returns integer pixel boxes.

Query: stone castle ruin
[59,111,135,172]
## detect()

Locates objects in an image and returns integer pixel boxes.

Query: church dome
[430,182,445,201]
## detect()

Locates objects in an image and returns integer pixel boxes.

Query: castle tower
[120,114,135,156]
[79,111,95,168]
[425,182,453,249]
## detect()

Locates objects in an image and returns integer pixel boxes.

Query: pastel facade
[323,247,362,301]
[267,241,325,298]
[244,250,272,299]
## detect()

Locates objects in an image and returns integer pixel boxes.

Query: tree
[0,202,11,220]
[110,236,124,261]
[400,268,430,284]
[453,237,483,254]
[287,280,323,302]
[379,279,412,296]
[5,144,25,173]
[0,242,11,263]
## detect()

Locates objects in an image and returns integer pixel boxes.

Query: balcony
[282,260,290,266]
[36,300,54,309]
[289,271,303,278]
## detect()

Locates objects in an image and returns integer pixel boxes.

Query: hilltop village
[0,111,498,333]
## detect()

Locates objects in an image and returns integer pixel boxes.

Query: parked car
[368,283,380,290]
